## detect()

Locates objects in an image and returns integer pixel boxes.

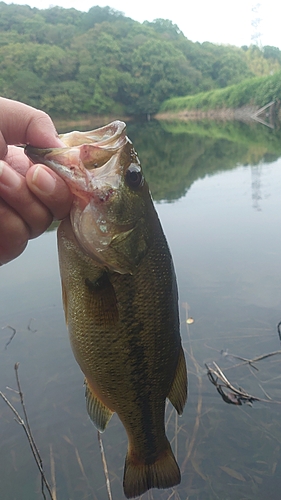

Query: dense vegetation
[160,71,281,113]
[0,2,281,117]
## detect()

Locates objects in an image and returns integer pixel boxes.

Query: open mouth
[25,120,129,196]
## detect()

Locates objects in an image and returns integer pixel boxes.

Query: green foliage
[263,45,281,63]
[211,51,253,87]
[0,2,280,116]
[245,45,281,76]
[80,5,124,31]
[122,39,199,114]
[160,72,281,113]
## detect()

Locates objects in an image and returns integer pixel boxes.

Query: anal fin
[85,379,113,432]
[168,346,188,415]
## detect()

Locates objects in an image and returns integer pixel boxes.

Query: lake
[1,119,281,499]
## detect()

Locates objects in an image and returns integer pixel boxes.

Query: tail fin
[123,440,180,499]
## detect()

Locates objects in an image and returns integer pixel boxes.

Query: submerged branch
[181,302,203,473]
[14,363,48,497]
[3,325,17,350]
[205,361,281,406]
[206,325,281,406]
[0,364,54,500]
[97,431,113,500]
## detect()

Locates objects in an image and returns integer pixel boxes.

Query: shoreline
[155,106,259,122]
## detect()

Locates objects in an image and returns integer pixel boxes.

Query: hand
[0,97,73,264]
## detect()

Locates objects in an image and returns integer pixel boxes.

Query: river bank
[155,106,259,122]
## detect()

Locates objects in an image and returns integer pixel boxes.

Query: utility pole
[251,3,262,47]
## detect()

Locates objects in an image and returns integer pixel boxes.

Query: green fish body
[26,121,187,498]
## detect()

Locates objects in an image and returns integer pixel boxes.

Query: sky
[5,0,281,50]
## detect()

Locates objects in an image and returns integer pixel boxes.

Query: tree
[263,45,281,63]
[211,50,253,87]
[121,39,201,114]
[143,18,183,40]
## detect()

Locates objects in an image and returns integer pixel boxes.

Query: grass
[160,71,281,113]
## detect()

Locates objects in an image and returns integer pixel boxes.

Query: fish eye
[125,164,144,190]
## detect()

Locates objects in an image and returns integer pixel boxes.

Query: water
[1,120,281,499]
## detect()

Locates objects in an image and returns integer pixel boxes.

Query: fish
[25,121,187,499]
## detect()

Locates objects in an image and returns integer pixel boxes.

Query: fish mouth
[58,120,127,148]
[25,120,128,192]
[25,120,140,273]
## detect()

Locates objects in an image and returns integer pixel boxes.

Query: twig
[205,362,281,406]
[27,318,37,333]
[181,303,203,473]
[74,447,87,479]
[49,444,57,500]
[174,410,178,462]
[14,362,47,497]
[258,383,272,401]
[0,364,54,499]
[205,343,281,371]
[165,401,175,430]
[14,364,36,448]
[3,325,17,350]
[219,348,259,370]
[221,350,281,372]
[247,351,281,363]
[97,431,113,500]
[278,322,281,343]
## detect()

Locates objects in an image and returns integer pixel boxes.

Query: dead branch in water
[277,321,281,343]
[27,318,37,333]
[0,363,54,500]
[2,325,17,350]
[181,302,203,474]
[97,431,113,500]
[206,323,281,406]
[206,361,281,406]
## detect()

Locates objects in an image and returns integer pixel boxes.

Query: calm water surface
[1,121,281,499]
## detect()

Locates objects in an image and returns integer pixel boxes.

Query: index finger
[0,97,64,159]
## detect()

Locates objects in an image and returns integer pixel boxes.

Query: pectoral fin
[85,272,119,326]
[168,346,188,415]
[85,379,114,432]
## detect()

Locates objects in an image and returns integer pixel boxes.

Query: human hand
[0,97,73,264]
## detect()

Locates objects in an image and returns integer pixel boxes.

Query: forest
[0,2,281,117]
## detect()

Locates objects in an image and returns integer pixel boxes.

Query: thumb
[26,164,73,220]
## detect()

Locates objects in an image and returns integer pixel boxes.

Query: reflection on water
[1,121,281,499]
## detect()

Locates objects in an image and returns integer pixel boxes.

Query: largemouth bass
[25,121,187,498]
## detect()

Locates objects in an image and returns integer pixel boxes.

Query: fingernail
[32,165,56,194]
[0,160,21,188]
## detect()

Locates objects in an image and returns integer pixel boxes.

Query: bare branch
[2,325,17,350]
[0,365,54,500]
[97,431,113,500]
[205,362,281,406]
[27,318,37,333]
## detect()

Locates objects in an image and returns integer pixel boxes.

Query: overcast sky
[5,1,281,49]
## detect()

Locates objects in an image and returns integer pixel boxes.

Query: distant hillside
[0,2,281,116]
